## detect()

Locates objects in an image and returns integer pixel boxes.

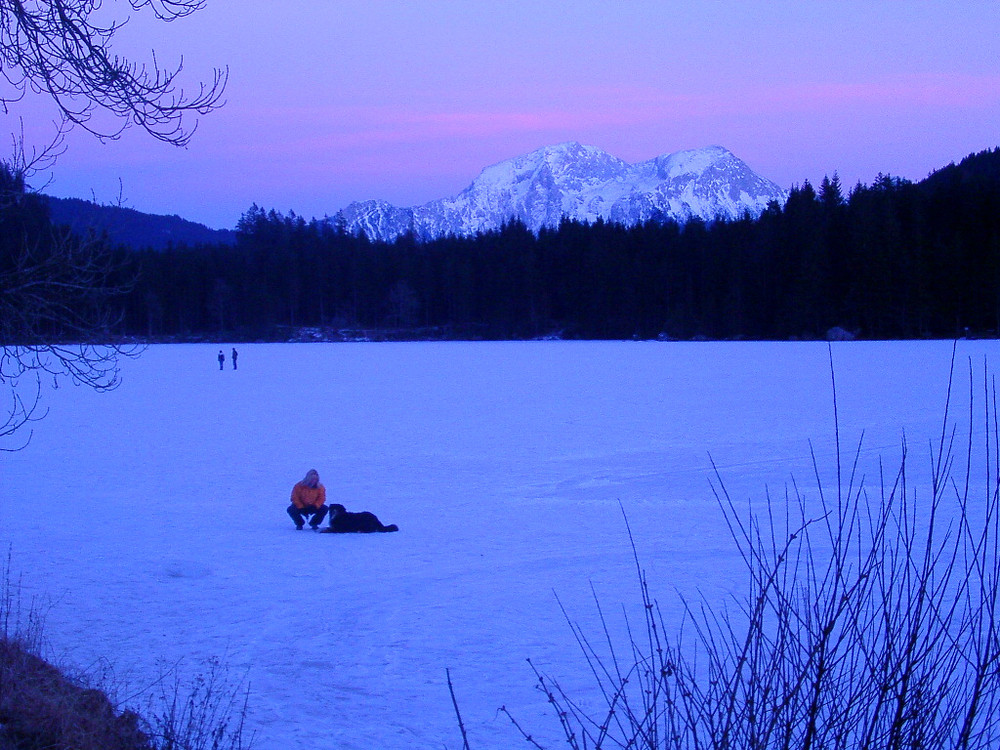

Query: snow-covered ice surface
[2,340,996,749]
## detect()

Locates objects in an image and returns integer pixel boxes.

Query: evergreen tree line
[28,148,1000,342]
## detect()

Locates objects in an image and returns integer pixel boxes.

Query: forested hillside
[12,148,1000,343]
[109,148,999,342]
[45,196,235,250]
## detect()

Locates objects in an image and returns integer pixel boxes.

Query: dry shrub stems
[140,657,252,750]
[0,549,253,750]
[489,346,1000,750]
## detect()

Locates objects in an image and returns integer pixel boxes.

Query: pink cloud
[746,73,1000,112]
[263,71,1000,158]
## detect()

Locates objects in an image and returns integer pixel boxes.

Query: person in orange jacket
[287,469,329,530]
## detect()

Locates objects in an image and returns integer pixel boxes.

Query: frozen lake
[2,340,996,749]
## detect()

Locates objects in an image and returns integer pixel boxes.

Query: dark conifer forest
[22,148,1000,342]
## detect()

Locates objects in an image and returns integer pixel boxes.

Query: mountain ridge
[335,142,789,241]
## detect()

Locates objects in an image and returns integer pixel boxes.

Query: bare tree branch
[0,0,219,446]
[0,0,227,146]
[0,159,140,449]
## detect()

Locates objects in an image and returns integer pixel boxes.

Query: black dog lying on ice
[321,503,399,533]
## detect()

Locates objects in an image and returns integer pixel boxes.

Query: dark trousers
[288,504,328,528]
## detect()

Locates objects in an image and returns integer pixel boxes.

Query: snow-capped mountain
[334,142,788,241]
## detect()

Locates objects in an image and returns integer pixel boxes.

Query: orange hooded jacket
[290,481,326,509]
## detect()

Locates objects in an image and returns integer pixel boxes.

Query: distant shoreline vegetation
[28,147,1000,342]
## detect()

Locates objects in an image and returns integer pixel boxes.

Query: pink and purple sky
[10,1,1000,229]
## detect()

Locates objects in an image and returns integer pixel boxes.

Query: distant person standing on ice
[232,348,239,370]
[218,350,225,370]
[288,469,329,530]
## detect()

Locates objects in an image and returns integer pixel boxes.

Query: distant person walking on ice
[288,469,329,530]
[231,348,239,370]
[218,350,225,370]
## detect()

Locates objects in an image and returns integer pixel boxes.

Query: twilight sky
[10,1,1000,229]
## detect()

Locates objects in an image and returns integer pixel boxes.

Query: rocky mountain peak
[334,143,787,241]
